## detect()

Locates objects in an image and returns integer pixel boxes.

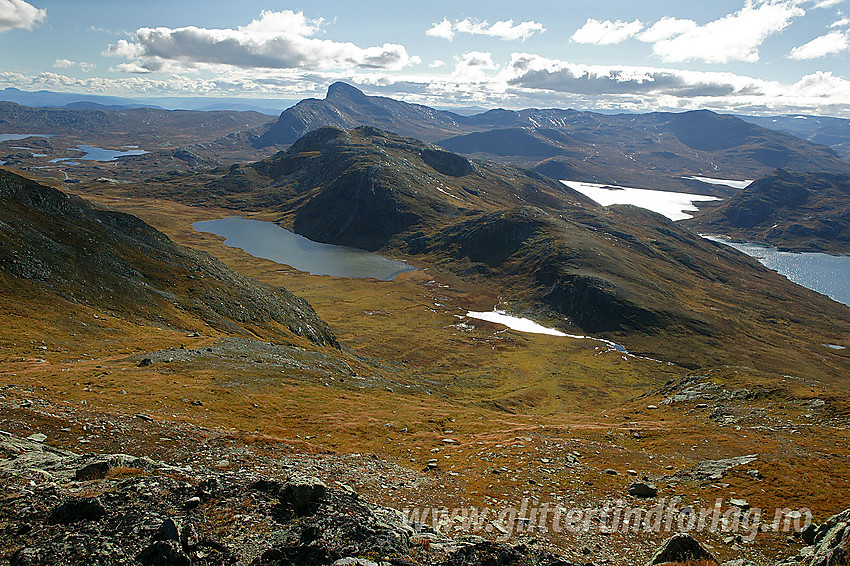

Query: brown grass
[2,189,848,566]
[105,466,148,479]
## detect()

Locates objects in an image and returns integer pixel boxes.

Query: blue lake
[0,133,54,142]
[705,236,850,306]
[193,217,417,281]
[50,145,148,163]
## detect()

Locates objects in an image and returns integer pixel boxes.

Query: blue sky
[1,0,849,115]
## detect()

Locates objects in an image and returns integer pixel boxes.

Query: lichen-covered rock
[279,475,327,512]
[808,508,850,566]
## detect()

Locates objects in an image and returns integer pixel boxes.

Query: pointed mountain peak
[326,82,368,101]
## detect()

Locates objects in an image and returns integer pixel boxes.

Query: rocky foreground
[1,433,848,566]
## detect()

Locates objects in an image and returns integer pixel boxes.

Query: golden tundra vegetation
[1,162,848,565]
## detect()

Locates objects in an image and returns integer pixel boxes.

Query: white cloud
[814,0,843,8]
[427,18,544,41]
[638,17,698,43]
[53,59,96,72]
[830,16,850,27]
[789,29,850,58]
[429,59,446,68]
[426,18,455,40]
[570,18,643,45]
[105,10,416,73]
[452,51,499,82]
[0,0,45,32]
[650,1,806,63]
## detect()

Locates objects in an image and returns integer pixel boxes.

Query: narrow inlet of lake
[704,236,850,307]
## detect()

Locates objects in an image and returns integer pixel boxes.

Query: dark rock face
[646,533,716,565]
[628,482,658,498]
[153,518,181,542]
[420,148,474,177]
[47,497,107,524]
[278,476,327,513]
[137,540,191,566]
[75,461,109,481]
[292,164,420,251]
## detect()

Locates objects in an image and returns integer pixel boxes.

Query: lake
[561,180,721,221]
[50,144,148,163]
[193,216,416,281]
[0,133,54,142]
[704,236,850,306]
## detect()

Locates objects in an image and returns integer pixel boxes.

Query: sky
[0,0,849,116]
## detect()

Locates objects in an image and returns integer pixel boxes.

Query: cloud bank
[106,10,417,73]
[789,29,850,58]
[426,18,544,41]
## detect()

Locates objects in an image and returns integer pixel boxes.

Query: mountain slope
[0,168,337,347]
[684,169,850,253]
[256,82,467,146]
[135,127,850,375]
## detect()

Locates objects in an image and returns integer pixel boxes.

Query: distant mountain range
[739,114,850,160]
[254,83,850,193]
[4,84,849,195]
[0,101,272,149]
[0,87,295,115]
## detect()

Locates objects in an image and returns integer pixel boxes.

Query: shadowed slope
[0,169,337,347]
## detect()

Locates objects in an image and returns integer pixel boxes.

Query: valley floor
[2,188,849,565]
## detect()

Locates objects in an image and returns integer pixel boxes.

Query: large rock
[629,482,658,498]
[647,533,716,565]
[808,508,850,566]
[278,476,328,513]
[685,455,758,481]
[47,497,107,524]
[441,541,575,566]
[137,540,191,566]
[153,518,180,542]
